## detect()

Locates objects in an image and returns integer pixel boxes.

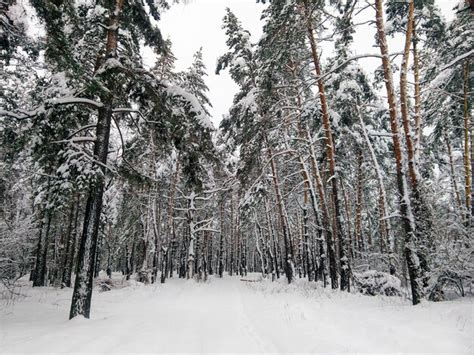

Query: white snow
[166,84,215,130]
[237,87,259,114]
[48,97,104,108]
[6,1,45,40]
[1,274,472,353]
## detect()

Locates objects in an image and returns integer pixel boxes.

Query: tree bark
[186,192,196,279]
[218,198,225,277]
[400,0,418,188]
[445,131,463,210]
[161,160,179,283]
[374,0,422,305]
[69,0,124,320]
[355,151,364,254]
[33,212,52,287]
[413,24,422,162]
[300,1,349,290]
[357,104,395,273]
[61,194,77,288]
[463,60,472,220]
[266,139,295,283]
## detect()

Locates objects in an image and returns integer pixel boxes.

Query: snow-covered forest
[1,0,472,353]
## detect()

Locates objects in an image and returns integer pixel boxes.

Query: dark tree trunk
[218,199,225,277]
[60,195,77,288]
[267,141,294,283]
[69,0,124,319]
[33,212,52,287]
[31,211,45,283]
[64,195,81,287]
[69,104,113,319]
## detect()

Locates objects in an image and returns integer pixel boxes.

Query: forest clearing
[2,273,472,353]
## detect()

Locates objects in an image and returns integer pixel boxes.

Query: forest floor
[1,273,472,354]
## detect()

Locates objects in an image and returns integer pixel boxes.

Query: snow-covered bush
[428,270,472,302]
[354,270,401,296]
[137,270,152,285]
[0,163,36,289]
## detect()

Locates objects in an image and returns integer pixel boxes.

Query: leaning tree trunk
[69,0,124,319]
[374,0,422,305]
[266,139,295,283]
[300,1,349,290]
[400,0,432,289]
[304,123,334,287]
[445,131,463,210]
[357,103,395,273]
[286,71,332,283]
[69,104,113,319]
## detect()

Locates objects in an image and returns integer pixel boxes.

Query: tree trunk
[300,1,349,290]
[33,212,52,287]
[374,0,422,305]
[229,193,235,276]
[61,194,77,288]
[266,140,295,283]
[357,104,395,273]
[400,0,418,189]
[69,106,113,319]
[69,0,124,319]
[355,150,364,254]
[463,60,472,220]
[186,192,197,279]
[445,131,463,210]
[161,160,179,283]
[413,24,422,162]
[218,198,225,277]
[265,199,280,280]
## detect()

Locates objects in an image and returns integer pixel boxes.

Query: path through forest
[1,274,472,353]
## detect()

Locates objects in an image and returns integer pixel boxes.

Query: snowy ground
[1,273,472,354]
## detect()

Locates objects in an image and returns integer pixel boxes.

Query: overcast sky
[156,0,457,127]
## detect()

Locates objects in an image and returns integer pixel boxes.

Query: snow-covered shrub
[354,270,401,296]
[137,270,151,284]
[428,271,472,302]
[0,196,36,287]
[98,280,112,292]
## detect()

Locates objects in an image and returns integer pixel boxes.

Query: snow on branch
[46,97,104,108]
[440,49,474,72]
[1,97,104,120]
